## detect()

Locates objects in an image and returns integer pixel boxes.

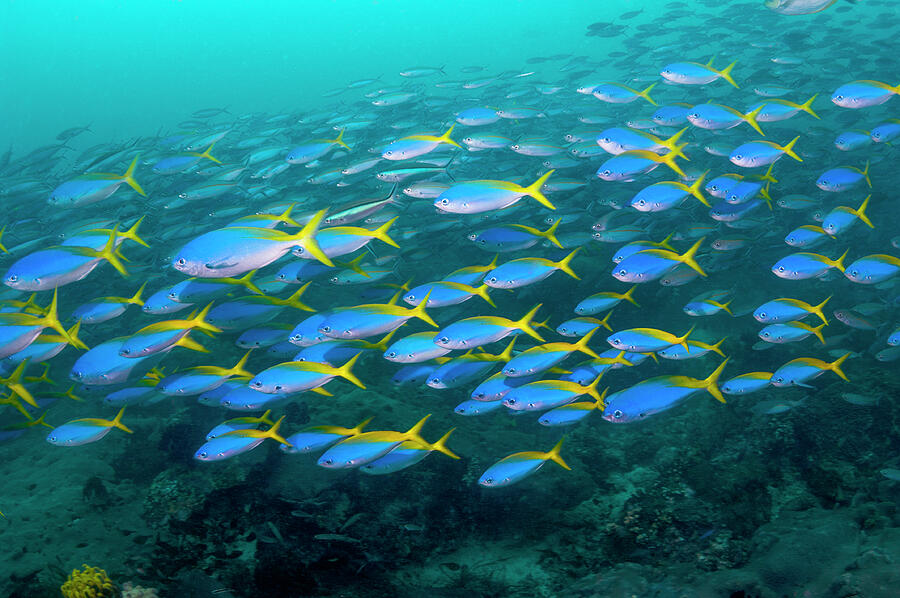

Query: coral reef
[60,565,116,598]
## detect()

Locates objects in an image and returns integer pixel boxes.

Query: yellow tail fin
[583,376,605,403]
[708,299,732,315]
[716,61,739,88]
[173,335,209,353]
[229,350,254,378]
[64,319,89,351]
[743,105,765,136]
[85,228,129,278]
[3,360,36,408]
[596,310,614,332]
[638,82,658,105]
[111,407,134,434]
[829,353,850,381]
[573,327,599,358]
[372,217,401,248]
[429,427,460,459]
[675,326,695,352]
[706,337,727,358]
[660,146,688,177]
[282,282,315,312]
[524,170,556,210]
[197,141,221,164]
[555,248,580,280]
[703,358,729,403]
[812,295,831,325]
[535,218,563,249]
[264,416,292,447]
[620,285,640,307]
[855,195,874,228]
[661,128,689,160]
[800,94,819,119]
[862,160,871,187]
[781,136,802,162]
[331,128,351,150]
[808,322,827,345]
[117,215,150,248]
[235,269,265,295]
[351,416,374,436]
[191,302,223,333]
[688,171,710,206]
[546,437,572,470]
[830,249,849,273]
[120,155,147,196]
[438,124,462,148]
[128,282,147,306]
[408,289,437,327]
[336,352,366,389]
[405,413,432,440]
[38,289,74,343]
[288,209,334,267]
[514,304,545,342]
[678,238,707,276]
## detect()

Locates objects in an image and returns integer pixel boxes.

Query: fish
[317,414,458,469]
[603,359,728,423]
[770,353,849,387]
[46,407,132,447]
[660,59,738,88]
[434,170,556,214]
[478,437,571,487]
[281,417,372,454]
[195,416,292,461]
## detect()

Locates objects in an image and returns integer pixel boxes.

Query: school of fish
[0,0,896,492]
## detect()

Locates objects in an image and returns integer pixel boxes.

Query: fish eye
[602,170,611,176]
[274,385,283,392]
[850,269,858,277]
[387,351,397,358]
[6,275,16,282]
[759,312,766,318]
[733,155,742,161]
[438,336,450,344]
[198,451,208,458]
[320,326,331,333]
[613,409,623,419]
[120,348,130,355]
[439,198,450,206]
[778,266,785,272]
[612,338,620,344]
[176,258,185,265]
[253,381,263,387]
[488,277,497,283]
[617,269,627,276]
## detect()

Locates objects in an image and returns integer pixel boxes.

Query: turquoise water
[1,0,606,151]
[2,0,900,597]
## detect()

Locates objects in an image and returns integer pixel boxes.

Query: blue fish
[47,407,132,446]
[478,438,571,487]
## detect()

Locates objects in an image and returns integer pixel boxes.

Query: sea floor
[3,368,900,598]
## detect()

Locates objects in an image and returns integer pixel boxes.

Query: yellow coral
[60,564,117,598]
